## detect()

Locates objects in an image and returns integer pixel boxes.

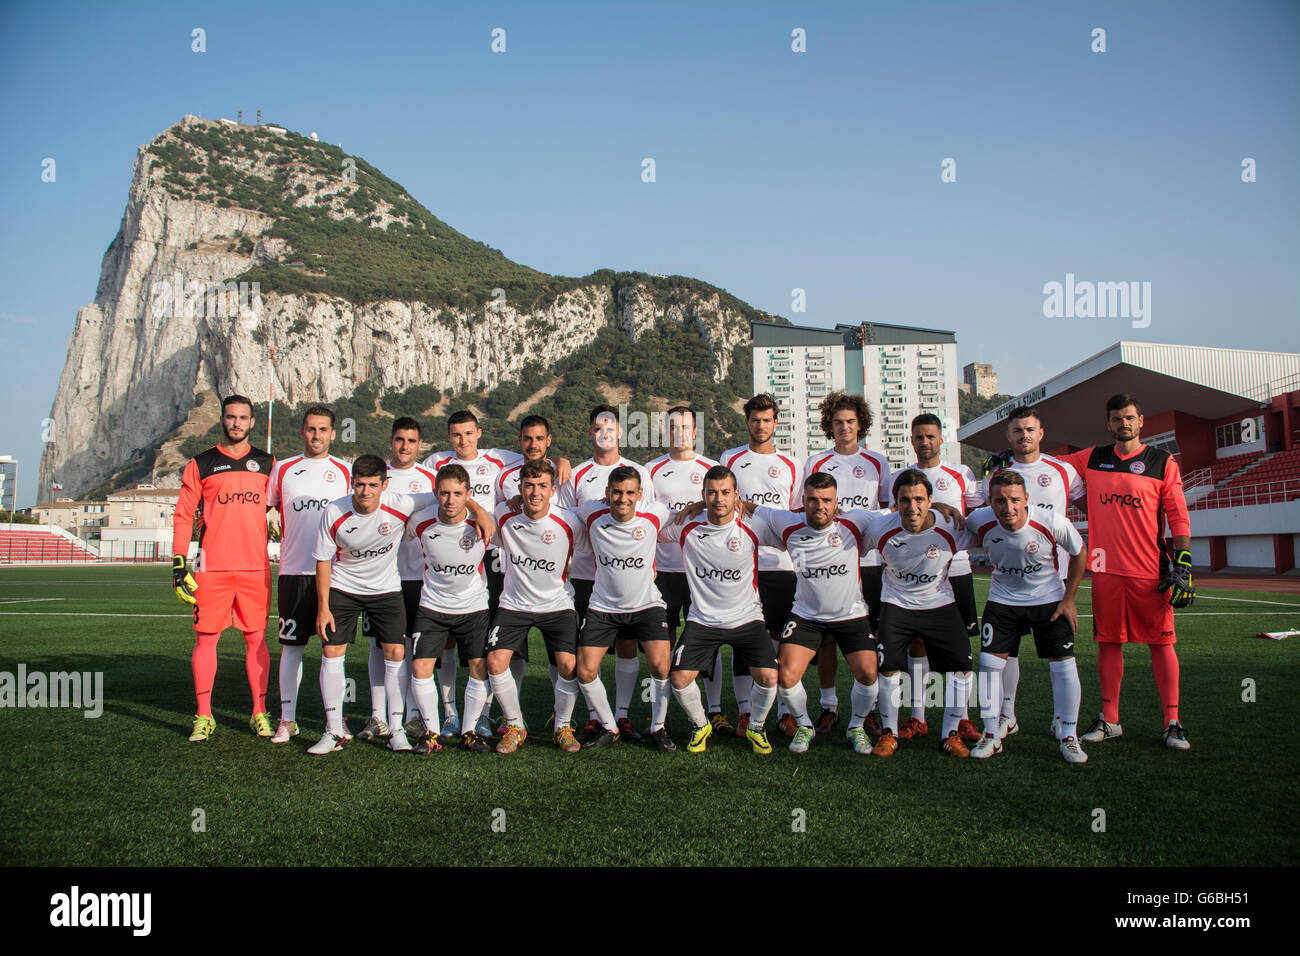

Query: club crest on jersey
[727,536,742,552]
[247,460,261,472]
[1129,460,1146,474]
[926,544,940,558]
[935,477,949,491]
[1038,473,1052,486]
[477,464,489,476]
[767,465,781,478]
[324,470,336,482]
[541,530,556,545]
[378,521,392,536]
[1026,540,1041,554]
[853,465,866,479]
[460,530,477,550]
[633,527,647,540]
[409,480,421,491]
[690,472,702,484]
[828,532,842,547]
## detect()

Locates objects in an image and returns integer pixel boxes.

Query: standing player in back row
[721,393,802,738]
[801,391,891,735]
[1056,394,1195,750]
[265,405,351,744]
[980,405,1084,742]
[171,394,276,742]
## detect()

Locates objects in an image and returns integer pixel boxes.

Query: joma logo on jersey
[894,570,938,584]
[695,566,742,581]
[599,555,645,569]
[801,565,847,579]
[349,543,394,559]
[997,563,1043,576]
[216,491,261,505]
[292,498,327,512]
[511,554,557,572]
[1099,492,1143,508]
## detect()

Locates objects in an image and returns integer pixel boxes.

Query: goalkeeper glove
[172,555,198,606]
[1157,548,1195,608]
[981,448,1014,478]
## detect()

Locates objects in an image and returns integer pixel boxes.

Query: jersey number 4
[488,626,500,647]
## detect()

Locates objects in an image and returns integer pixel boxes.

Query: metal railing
[1189,477,1300,511]
[0,535,164,564]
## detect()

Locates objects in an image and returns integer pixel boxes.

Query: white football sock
[462,677,489,733]
[849,679,878,731]
[1050,659,1082,739]
[383,659,406,733]
[579,676,617,732]
[819,685,838,713]
[978,654,1005,736]
[749,681,778,731]
[770,638,787,717]
[490,670,523,726]
[321,655,346,736]
[438,650,458,718]
[733,673,753,714]
[510,655,525,700]
[704,651,724,711]
[778,682,812,727]
[411,676,441,736]
[548,663,559,688]
[942,673,971,738]
[554,675,579,727]
[1001,655,1020,722]
[878,672,902,735]
[367,639,386,720]
[402,637,420,723]
[614,655,639,720]
[671,680,708,727]
[278,644,304,722]
[908,653,928,722]
[650,677,670,732]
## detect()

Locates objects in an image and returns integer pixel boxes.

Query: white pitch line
[0,597,67,605]
[1076,582,1300,608]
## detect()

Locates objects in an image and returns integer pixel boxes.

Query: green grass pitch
[1,565,1296,866]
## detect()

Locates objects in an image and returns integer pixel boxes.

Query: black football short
[672,619,776,679]
[361,578,422,642]
[757,570,796,633]
[488,609,578,666]
[409,607,491,663]
[579,607,670,648]
[325,589,405,647]
[781,614,876,657]
[655,572,691,630]
[572,578,594,625]
[980,600,1076,659]
[860,565,884,632]
[878,602,972,674]
[485,548,504,613]
[951,572,979,636]
[276,574,318,646]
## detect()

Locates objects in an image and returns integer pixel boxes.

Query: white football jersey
[577,500,671,613]
[803,447,891,568]
[968,505,1082,606]
[720,445,803,571]
[558,457,655,580]
[866,511,974,611]
[422,449,523,512]
[981,454,1085,580]
[753,506,889,622]
[494,457,561,505]
[267,454,351,575]
[647,454,717,573]
[493,502,587,614]
[314,491,438,595]
[405,505,489,614]
[671,513,764,629]
[385,462,439,580]
[888,462,983,577]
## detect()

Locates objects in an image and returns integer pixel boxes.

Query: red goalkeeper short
[1091,572,1175,645]
[193,568,272,634]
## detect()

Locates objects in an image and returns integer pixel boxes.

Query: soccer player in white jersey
[979,405,1085,740]
[403,463,490,754]
[801,391,891,736]
[719,393,802,738]
[667,465,781,755]
[265,406,351,744]
[646,406,728,732]
[494,414,566,505]
[868,469,978,758]
[886,413,984,745]
[966,470,1088,762]
[574,466,676,752]
[356,416,438,743]
[308,456,488,755]
[558,405,656,741]
[486,458,587,754]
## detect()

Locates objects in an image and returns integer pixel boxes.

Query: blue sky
[1,0,1296,506]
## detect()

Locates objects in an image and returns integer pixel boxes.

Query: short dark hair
[1106,394,1142,416]
[607,465,641,489]
[892,468,933,501]
[988,470,1027,494]
[819,391,872,440]
[667,405,696,427]
[1005,406,1040,426]
[744,393,778,419]
[436,463,470,489]
[589,405,618,425]
[703,465,736,489]
[805,472,838,493]
[221,394,253,415]
[352,454,388,480]
[520,458,556,483]
[447,410,480,430]
[302,405,335,428]
[391,416,422,437]
[911,413,943,432]
[519,414,551,434]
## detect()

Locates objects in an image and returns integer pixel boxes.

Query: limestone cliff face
[39,117,763,498]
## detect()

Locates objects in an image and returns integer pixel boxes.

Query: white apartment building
[751,323,847,460]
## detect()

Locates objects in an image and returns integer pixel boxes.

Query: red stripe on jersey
[484,453,506,470]
[857,452,882,478]
[329,510,353,541]
[781,521,810,548]
[939,466,966,514]
[636,510,662,532]
[413,465,435,484]
[1046,459,1069,494]
[737,520,761,590]
[809,452,833,474]
[724,450,746,470]
[585,507,611,532]
[380,504,410,523]
[1026,518,1060,572]
[680,519,706,550]
[694,458,711,469]
[572,463,595,488]
[975,520,998,547]
[415,517,438,539]
[499,509,523,530]
[934,527,957,553]
[548,513,575,583]
[331,457,351,484]
[649,458,669,479]
[776,454,798,501]
[275,455,303,512]
[497,464,520,496]
[835,516,864,553]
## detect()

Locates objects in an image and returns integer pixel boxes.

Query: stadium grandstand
[960,341,1300,575]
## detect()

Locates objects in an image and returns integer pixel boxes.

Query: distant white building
[751,323,847,460]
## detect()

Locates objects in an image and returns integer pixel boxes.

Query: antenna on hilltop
[256,109,261,125]
[237,110,242,124]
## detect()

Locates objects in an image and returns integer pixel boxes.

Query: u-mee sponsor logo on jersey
[997,563,1043,577]
[800,564,848,579]
[472,482,492,496]
[1099,492,1143,508]
[292,498,328,512]
[216,490,261,505]
[747,491,785,505]
[695,566,742,581]
[349,542,394,559]
[599,554,645,570]
[430,561,479,575]
[511,553,557,572]
[894,570,938,584]
[840,494,874,508]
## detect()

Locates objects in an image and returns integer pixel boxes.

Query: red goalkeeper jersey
[1057,443,1190,579]
[172,444,276,571]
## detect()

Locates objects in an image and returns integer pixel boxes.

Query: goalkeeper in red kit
[171,395,277,742]
[1057,394,1195,750]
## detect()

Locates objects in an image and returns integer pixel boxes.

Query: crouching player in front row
[967,470,1088,763]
